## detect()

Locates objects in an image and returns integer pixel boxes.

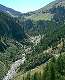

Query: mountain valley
[1,0,65,80]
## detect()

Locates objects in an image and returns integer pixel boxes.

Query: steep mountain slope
[19,0,65,37]
[23,0,65,21]
[1,0,65,80]
[11,0,65,80]
[0,4,22,16]
[0,12,25,41]
[0,12,26,80]
[13,53,65,80]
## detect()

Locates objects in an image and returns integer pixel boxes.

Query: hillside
[0,12,26,80]
[1,0,65,80]
[0,4,22,16]
[12,0,65,80]
[13,53,65,80]
[22,0,65,21]
[0,12,25,41]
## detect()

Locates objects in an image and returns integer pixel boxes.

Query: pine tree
[33,72,38,80]
[26,71,30,80]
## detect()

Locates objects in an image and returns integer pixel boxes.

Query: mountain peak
[0,4,22,16]
[56,0,65,2]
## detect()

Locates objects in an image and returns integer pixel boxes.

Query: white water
[3,54,25,80]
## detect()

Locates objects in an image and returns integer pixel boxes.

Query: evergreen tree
[26,71,30,80]
[33,72,38,80]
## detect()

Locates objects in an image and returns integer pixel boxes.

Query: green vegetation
[13,53,65,80]
[22,0,65,21]
[0,12,25,41]
[0,61,6,80]
[13,4,65,80]
[1,0,65,80]
[25,13,53,21]
[0,13,26,79]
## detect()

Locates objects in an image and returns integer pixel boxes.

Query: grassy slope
[22,0,56,21]
[13,64,46,80]
[25,13,53,21]
[23,0,65,21]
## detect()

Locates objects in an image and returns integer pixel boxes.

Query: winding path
[3,54,25,80]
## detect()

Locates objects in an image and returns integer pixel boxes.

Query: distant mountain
[23,0,65,21]
[1,0,65,80]
[19,0,65,36]
[0,4,22,17]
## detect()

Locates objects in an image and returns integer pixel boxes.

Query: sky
[0,0,55,13]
